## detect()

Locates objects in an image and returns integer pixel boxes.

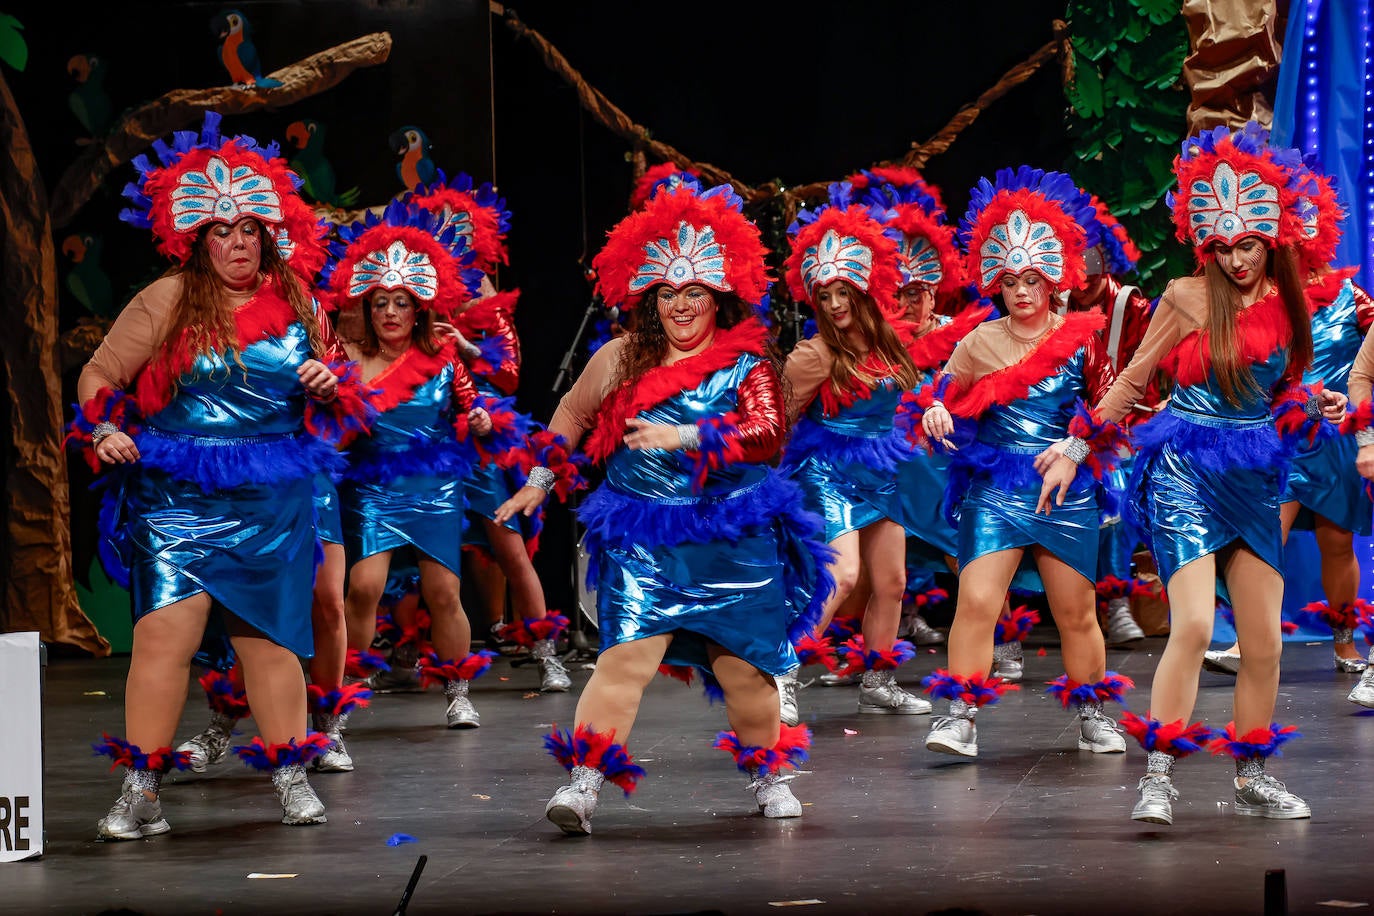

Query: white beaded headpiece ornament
[802,229,875,295]
[978,209,1066,288]
[628,221,731,293]
[170,155,283,233]
[348,239,439,300]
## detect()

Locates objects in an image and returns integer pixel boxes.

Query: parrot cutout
[286,119,360,207]
[211,9,282,88]
[389,125,436,191]
[67,53,112,138]
[62,233,114,317]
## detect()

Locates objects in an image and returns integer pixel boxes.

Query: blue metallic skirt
[1284,432,1372,536]
[897,448,958,560]
[313,473,344,546]
[341,471,467,576]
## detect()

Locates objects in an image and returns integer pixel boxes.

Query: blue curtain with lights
[1267,0,1374,638]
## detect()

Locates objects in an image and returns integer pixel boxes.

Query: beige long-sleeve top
[548,336,626,447]
[781,337,834,425]
[1095,277,1209,423]
[1349,324,1374,407]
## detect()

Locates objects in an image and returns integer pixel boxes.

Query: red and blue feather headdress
[1080,193,1140,277]
[961,166,1093,295]
[630,163,703,211]
[785,183,903,318]
[404,170,511,275]
[321,199,481,319]
[120,111,325,276]
[849,168,965,300]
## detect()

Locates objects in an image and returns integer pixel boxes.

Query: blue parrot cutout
[211,9,282,88]
[389,125,436,190]
[286,119,360,207]
[62,233,114,317]
[67,54,112,137]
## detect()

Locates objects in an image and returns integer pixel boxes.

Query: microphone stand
[552,288,604,395]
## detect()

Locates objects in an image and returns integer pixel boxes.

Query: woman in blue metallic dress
[777,194,930,719]
[73,113,360,837]
[919,167,1131,761]
[1073,124,1344,824]
[326,202,495,730]
[497,182,830,835]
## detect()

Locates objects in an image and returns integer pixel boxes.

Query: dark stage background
[12,0,1070,646]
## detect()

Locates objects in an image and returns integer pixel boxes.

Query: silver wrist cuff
[676,423,701,450]
[1305,395,1324,422]
[91,421,119,445]
[526,466,556,493]
[1062,436,1091,464]
[1357,429,1374,448]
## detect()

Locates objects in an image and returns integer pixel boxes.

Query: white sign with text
[0,631,43,861]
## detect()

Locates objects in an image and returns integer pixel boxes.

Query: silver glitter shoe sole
[545,766,603,836]
[749,770,802,818]
[1131,774,1177,825]
[444,683,481,728]
[272,764,327,826]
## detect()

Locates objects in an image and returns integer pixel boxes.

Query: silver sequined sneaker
[903,613,946,646]
[1104,598,1145,647]
[991,641,1023,681]
[311,713,354,773]
[1332,635,1369,673]
[545,765,603,836]
[857,670,932,714]
[1132,774,1178,825]
[1348,664,1374,708]
[1202,649,1240,675]
[1234,775,1311,819]
[369,642,423,693]
[926,712,978,757]
[444,679,480,728]
[1077,702,1127,753]
[776,671,801,726]
[176,711,236,774]
[532,639,572,692]
[272,763,327,825]
[748,769,802,818]
[96,770,170,841]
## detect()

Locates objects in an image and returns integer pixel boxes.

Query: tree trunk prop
[1,32,392,653]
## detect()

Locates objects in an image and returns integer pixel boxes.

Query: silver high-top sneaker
[444,679,480,728]
[311,712,354,773]
[532,638,572,693]
[747,768,802,818]
[370,641,422,692]
[1331,628,1369,673]
[545,765,604,835]
[1348,652,1374,707]
[776,670,801,726]
[1131,751,1177,824]
[96,769,169,841]
[1233,758,1311,819]
[991,641,1023,681]
[1077,700,1127,753]
[176,710,236,773]
[272,763,327,825]
[903,613,946,646]
[1104,597,1145,646]
[857,669,932,714]
[925,699,978,757]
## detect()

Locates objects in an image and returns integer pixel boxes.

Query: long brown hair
[1201,243,1312,405]
[814,283,918,395]
[162,219,325,367]
[357,289,442,358]
[616,287,780,386]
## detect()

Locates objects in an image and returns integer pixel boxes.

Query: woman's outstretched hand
[1033,440,1069,475]
[1035,454,1077,515]
[1318,388,1348,423]
[922,403,956,450]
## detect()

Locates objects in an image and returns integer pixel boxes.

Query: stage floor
[6,637,1374,915]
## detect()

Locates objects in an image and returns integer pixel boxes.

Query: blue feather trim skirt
[313,473,344,546]
[1129,411,1285,587]
[110,466,317,671]
[1283,432,1373,536]
[578,470,834,678]
[341,471,467,577]
[783,425,906,543]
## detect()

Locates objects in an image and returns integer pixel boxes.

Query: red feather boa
[582,318,769,464]
[947,311,1105,419]
[1160,288,1292,389]
[364,342,461,415]
[906,305,994,371]
[1306,267,1360,315]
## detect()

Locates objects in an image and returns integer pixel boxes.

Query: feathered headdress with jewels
[321,200,481,319]
[630,163,703,211]
[592,182,771,310]
[1082,193,1141,277]
[1290,161,1344,274]
[785,185,903,317]
[120,110,324,271]
[961,166,1094,295]
[850,169,964,300]
[1168,122,1304,256]
[405,170,511,275]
